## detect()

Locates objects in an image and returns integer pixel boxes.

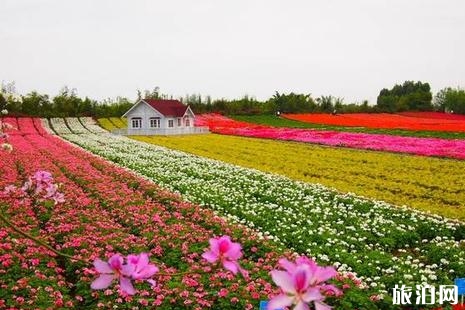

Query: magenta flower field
[196,114,465,159]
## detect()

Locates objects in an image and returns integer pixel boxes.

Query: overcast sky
[1,0,464,103]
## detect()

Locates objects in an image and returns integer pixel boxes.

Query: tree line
[1,81,465,117]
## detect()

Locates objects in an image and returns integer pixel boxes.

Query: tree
[376,81,433,112]
[434,87,465,114]
[21,91,51,116]
[269,92,316,113]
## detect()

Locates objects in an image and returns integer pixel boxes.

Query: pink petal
[108,254,124,270]
[295,301,310,310]
[119,276,136,295]
[270,270,296,294]
[137,253,149,267]
[93,259,113,274]
[314,266,337,283]
[267,294,293,310]
[225,242,242,260]
[294,265,311,291]
[315,301,332,310]
[202,251,219,263]
[127,254,139,265]
[279,258,297,273]
[222,260,239,274]
[239,267,249,279]
[91,274,115,290]
[302,287,324,303]
[134,264,159,279]
[208,238,220,254]
[121,264,135,277]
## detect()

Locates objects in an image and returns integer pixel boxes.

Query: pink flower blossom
[127,253,159,282]
[32,170,53,184]
[91,254,136,295]
[202,235,247,277]
[268,257,339,310]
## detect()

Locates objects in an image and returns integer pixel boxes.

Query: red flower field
[283,112,465,132]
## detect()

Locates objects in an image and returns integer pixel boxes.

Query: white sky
[1,0,464,104]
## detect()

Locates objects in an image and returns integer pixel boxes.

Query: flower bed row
[231,114,465,139]
[128,133,465,221]
[56,118,465,307]
[195,114,465,160]
[283,113,465,132]
[397,112,465,121]
[3,118,316,309]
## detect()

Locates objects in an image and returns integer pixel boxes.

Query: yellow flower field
[98,118,465,220]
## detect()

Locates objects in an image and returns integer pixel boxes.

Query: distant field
[283,112,465,132]
[232,114,465,139]
[123,133,465,221]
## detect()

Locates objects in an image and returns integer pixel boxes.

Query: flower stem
[0,212,87,263]
[156,270,206,277]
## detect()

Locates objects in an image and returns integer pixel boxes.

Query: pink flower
[202,235,247,277]
[91,254,136,295]
[127,253,159,282]
[32,171,53,184]
[3,185,16,194]
[268,257,339,310]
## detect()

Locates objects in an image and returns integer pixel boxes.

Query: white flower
[1,109,7,115]
[1,143,13,152]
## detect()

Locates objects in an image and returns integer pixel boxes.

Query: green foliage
[269,91,317,113]
[434,87,465,114]
[376,81,433,112]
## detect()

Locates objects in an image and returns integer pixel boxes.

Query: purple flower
[202,235,247,277]
[91,254,136,295]
[268,257,339,310]
[32,170,53,184]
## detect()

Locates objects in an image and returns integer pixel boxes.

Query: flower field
[283,112,465,132]
[232,115,465,139]
[41,117,465,308]
[194,114,465,160]
[124,134,465,220]
[2,118,302,309]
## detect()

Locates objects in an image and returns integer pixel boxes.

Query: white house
[121,99,208,135]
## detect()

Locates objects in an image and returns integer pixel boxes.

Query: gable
[183,106,195,118]
[123,99,195,118]
[122,100,163,117]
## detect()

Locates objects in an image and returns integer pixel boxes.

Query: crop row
[195,114,465,160]
[127,133,465,221]
[57,118,465,304]
[232,114,465,140]
[2,118,288,309]
[283,112,465,132]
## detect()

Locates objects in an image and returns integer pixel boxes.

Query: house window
[131,118,142,129]
[150,117,160,128]
[185,118,190,127]
[177,118,182,127]
[168,120,174,128]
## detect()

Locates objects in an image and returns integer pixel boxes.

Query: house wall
[126,103,165,130]
[124,101,196,133]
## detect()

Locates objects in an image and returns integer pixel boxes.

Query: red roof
[144,99,189,117]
